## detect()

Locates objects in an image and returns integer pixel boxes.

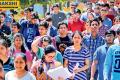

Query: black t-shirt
[0,24,11,35]
[3,58,14,73]
[55,35,72,53]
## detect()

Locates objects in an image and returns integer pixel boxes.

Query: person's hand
[73,67,80,74]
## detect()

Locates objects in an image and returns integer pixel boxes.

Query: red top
[68,19,85,32]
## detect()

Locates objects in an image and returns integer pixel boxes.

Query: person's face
[109,2,114,7]
[58,24,68,36]
[75,13,80,20]
[70,5,76,12]
[87,7,92,13]
[14,55,26,72]
[100,7,108,17]
[0,44,7,56]
[105,34,115,44]
[94,7,100,14]
[25,11,31,19]
[87,13,94,20]
[53,7,59,13]
[30,18,36,24]
[12,26,19,34]
[45,52,56,63]
[0,15,5,23]
[72,32,82,45]
[42,41,49,48]
[114,18,120,24]
[0,64,4,80]
[90,21,99,34]
[38,26,47,36]
[14,37,23,48]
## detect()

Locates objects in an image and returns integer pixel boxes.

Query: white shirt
[5,70,36,80]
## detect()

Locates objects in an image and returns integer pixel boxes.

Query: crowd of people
[0,0,120,80]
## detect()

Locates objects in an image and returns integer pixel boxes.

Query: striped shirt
[3,58,14,74]
[83,34,105,62]
[63,46,90,80]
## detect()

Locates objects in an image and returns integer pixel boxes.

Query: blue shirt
[3,58,14,74]
[102,17,112,29]
[83,34,105,62]
[93,44,109,80]
[47,25,58,37]
[20,21,39,50]
[104,44,120,80]
[63,46,90,80]
[0,24,11,35]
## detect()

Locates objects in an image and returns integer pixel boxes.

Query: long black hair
[13,33,27,53]
[38,45,56,74]
[41,45,56,63]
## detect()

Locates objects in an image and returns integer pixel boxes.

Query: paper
[47,66,72,80]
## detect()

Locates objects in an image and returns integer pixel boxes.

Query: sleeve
[5,73,8,80]
[56,51,63,64]
[63,12,66,20]
[68,21,72,31]
[84,48,90,59]
[35,24,40,36]
[81,21,86,32]
[63,48,69,60]
[82,37,87,47]
[93,47,100,61]
[103,46,113,80]
[36,47,44,59]
[26,50,33,62]
[5,26,11,35]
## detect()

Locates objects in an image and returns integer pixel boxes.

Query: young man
[0,12,11,35]
[51,3,66,28]
[104,28,120,80]
[83,19,105,80]
[20,12,39,50]
[68,9,85,32]
[55,22,72,55]
[46,16,57,37]
[98,4,113,37]
[90,30,116,80]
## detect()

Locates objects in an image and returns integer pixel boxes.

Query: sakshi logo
[0,0,20,9]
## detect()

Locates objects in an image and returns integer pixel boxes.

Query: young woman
[9,33,32,69]
[0,36,14,74]
[5,53,36,80]
[31,45,61,80]
[63,31,90,80]
[32,35,63,64]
